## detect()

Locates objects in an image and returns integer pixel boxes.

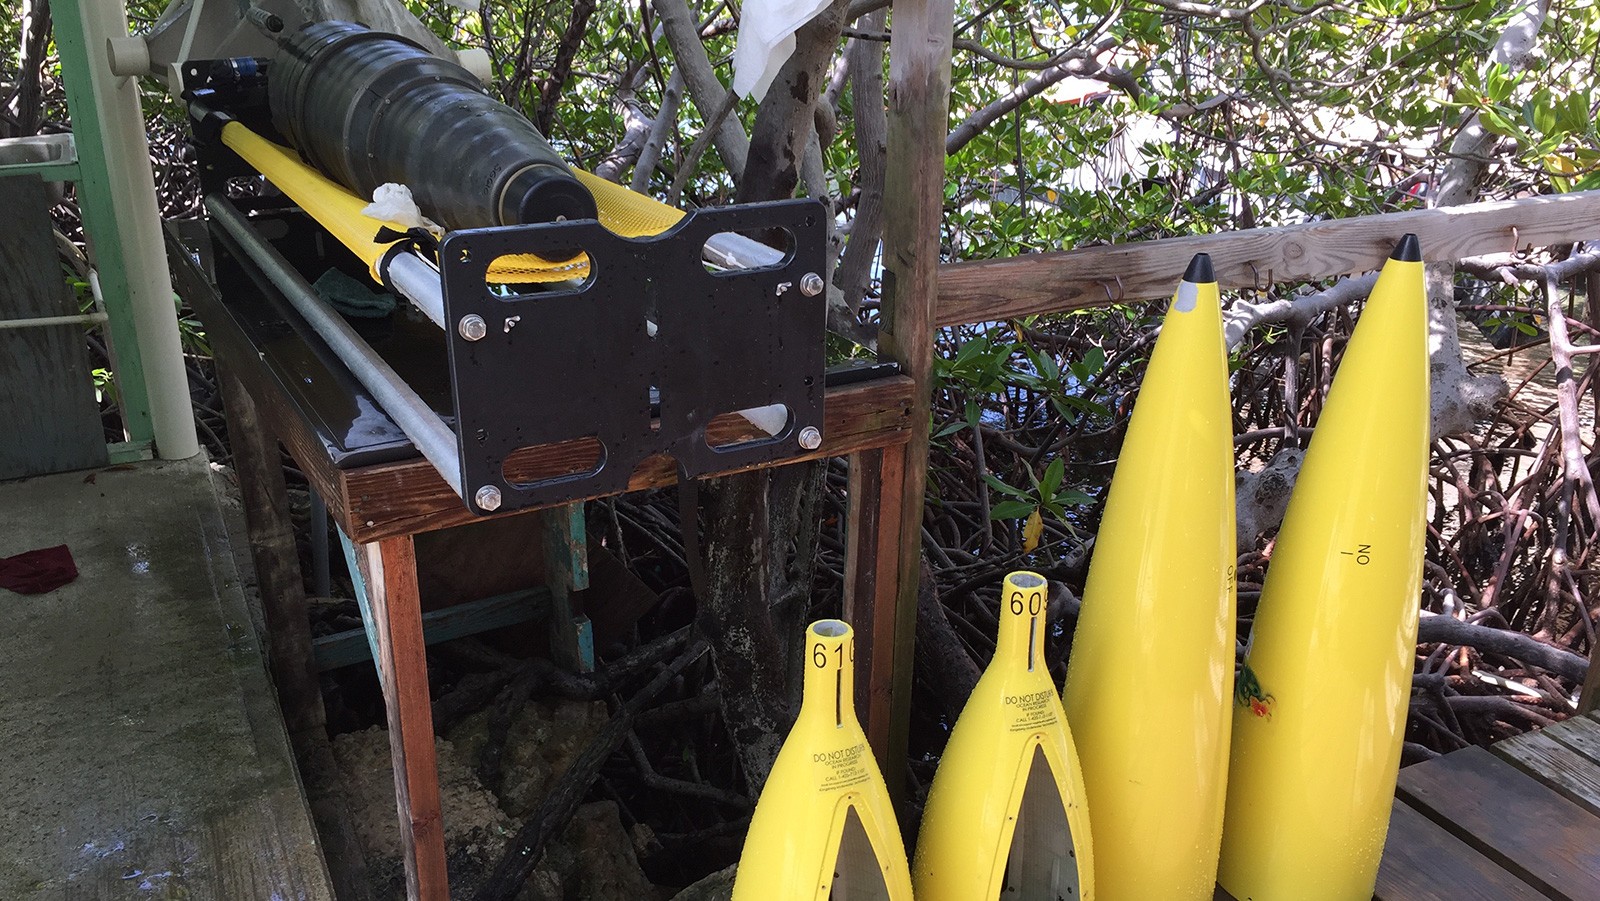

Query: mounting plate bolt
[458,314,488,341]
[800,272,824,296]
[474,485,502,511]
[798,426,822,450]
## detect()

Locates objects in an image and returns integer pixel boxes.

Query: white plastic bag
[731,0,833,101]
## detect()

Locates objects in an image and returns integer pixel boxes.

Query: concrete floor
[0,456,334,899]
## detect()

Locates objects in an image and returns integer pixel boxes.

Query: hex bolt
[474,485,503,511]
[800,272,825,296]
[458,314,488,341]
[798,426,822,450]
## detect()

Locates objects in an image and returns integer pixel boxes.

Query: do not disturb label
[814,741,871,792]
[1004,688,1058,733]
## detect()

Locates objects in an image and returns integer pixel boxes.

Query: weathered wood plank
[1397,745,1600,900]
[1376,798,1544,900]
[0,175,106,478]
[338,376,915,542]
[843,445,907,760]
[1546,712,1600,766]
[873,0,956,800]
[1493,729,1600,817]
[356,536,450,901]
[937,190,1600,326]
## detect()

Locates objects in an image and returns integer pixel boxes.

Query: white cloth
[731,0,833,100]
[361,183,442,236]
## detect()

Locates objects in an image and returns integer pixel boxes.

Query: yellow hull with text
[913,571,1095,900]
[1217,236,1430,901]
[731,620,912,901]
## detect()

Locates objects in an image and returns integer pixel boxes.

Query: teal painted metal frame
[312,586,553,671]
[0,160,81,181]
[50,1,156,453]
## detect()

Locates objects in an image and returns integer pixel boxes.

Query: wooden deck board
[1396,744,1600,900]
[1377,799,1546,900]
[1545,711,1600,765]
[1493,728,1600,817]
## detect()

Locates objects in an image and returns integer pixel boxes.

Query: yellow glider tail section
[731,620,912,901]
[913,571,1095,901]
[1217,235,1429,901]
[1062,254,1236,900]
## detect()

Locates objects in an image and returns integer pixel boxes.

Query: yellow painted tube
[1217,235,1429,901]
[731,620,912,901]
[218,122,687,286]
[1061,254,1235,900]
[220,121,404,279]
[913,571,1095,900]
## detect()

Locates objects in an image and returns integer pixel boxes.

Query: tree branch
[653,0,749,181]
[945,36,1130,157]
[534,0,597,134]
[735,0,854,204]
[836,8,887,313]
[1418,611,1588,682]
[631,68,685,192]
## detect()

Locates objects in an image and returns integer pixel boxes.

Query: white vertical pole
[61,0,199,460]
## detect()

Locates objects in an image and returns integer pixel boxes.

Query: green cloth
[312,268,395,319]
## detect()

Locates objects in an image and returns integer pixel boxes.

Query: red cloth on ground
[0,544,78,594]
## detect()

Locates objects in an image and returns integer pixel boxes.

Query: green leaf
[983,474,1029,499]
[990,500,1038,520]
[1040,457,1065,498]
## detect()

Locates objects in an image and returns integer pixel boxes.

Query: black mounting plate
[439,199,827,514]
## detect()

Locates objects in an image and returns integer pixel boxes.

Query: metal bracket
[439,199,827,514]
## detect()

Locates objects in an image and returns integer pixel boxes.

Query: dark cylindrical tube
[267,21,596,238]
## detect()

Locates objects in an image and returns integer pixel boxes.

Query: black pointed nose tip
[1391,233,1422,262]
[1183,252,1214,283]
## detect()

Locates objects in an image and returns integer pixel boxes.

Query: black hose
[267,21,596,242]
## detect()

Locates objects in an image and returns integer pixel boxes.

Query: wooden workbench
[167,219,915,899]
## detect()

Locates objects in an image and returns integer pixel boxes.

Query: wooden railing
[936,190,1600,326]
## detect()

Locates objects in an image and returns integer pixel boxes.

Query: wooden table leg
[221,366,376,898]
[539,503,593,673]
[356,535,450,900]
[218,365,325,737]
[843,444,909,775]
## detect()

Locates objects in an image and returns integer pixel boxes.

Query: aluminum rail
[206,196,464,497]
[386,251,446,329]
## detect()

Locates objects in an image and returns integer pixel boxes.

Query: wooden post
[218,365,325,737]
[843,445,907,756]
[539,503,594,673]
[848,0,955,796]
[221,365,377,899]
[356,535,450,901]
